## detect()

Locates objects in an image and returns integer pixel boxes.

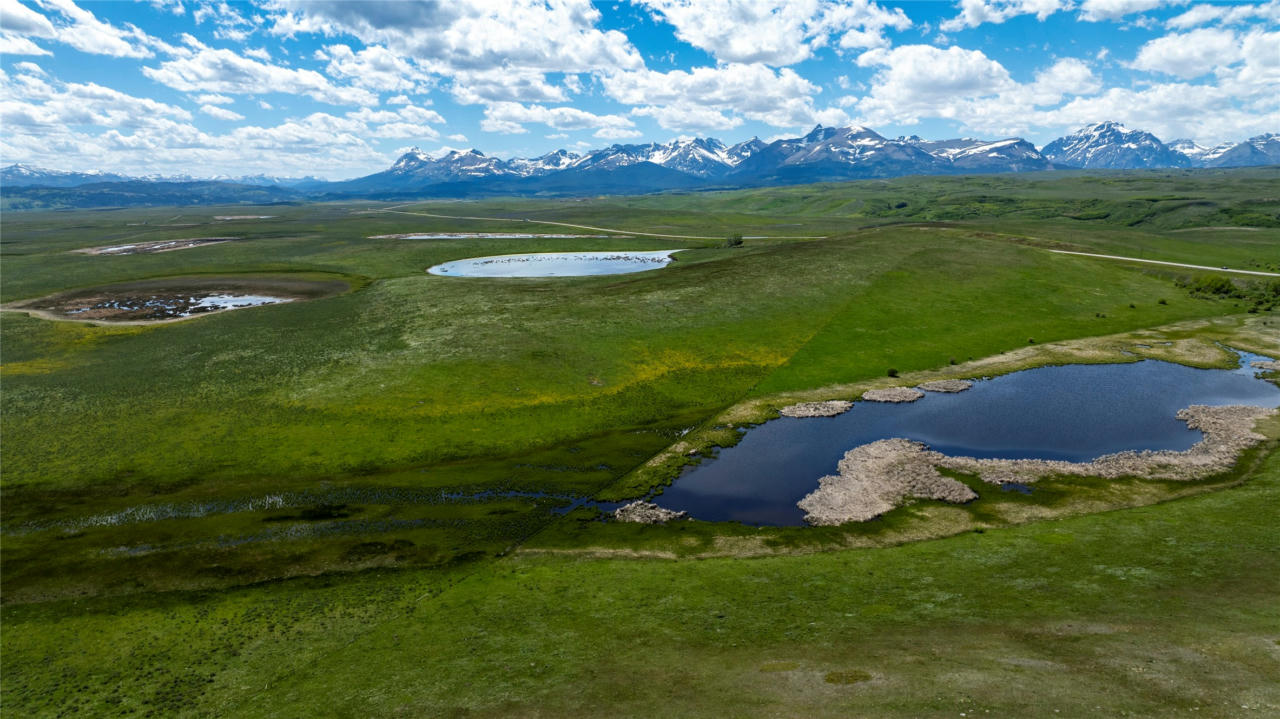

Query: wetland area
[651,351,1280,525]
[3,275,350,322]
[3,170,1279,718]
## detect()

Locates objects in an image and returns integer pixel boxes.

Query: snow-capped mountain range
[3,122,1276,200]
[0,164,322,188]
[348,124,1060,193]
[1040,121,1191,169]
[0,164,135,188]
[1170,133,1280,168]
[379,135,772,182]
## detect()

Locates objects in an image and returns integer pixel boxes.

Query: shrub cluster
[1181,274,1280,313]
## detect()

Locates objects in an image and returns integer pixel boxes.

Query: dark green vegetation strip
[5,428,1279,717]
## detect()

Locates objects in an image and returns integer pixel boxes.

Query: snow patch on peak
[1042,123,1189,169]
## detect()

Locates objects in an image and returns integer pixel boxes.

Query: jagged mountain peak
[1,163,132,187]
[1041,122,1190,169]
[1083,120,1131,133]
[802,125,841,144]
[842,125,884,138]
[12,122,1266,198]
[391,147,432,170]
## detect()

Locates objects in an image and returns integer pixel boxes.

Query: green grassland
[2,168,1279,716]
[5,419,1279,718]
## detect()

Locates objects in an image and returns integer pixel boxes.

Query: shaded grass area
[5,434,1279,718]
[0,414,706,602]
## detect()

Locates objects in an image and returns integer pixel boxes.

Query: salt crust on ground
[861,387,925,403]
[798,438,977,524]
[799,405,1275,525]
[73,238,238,255]
[779,400,854,418]
[918,379,973,393]
[614,501,688,524]
[781,382,969,417]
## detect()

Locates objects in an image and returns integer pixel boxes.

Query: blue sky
[1,0,1276,178]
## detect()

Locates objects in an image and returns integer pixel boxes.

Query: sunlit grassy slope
[2,168,1278,717]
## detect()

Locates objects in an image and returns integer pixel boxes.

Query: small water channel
[651,351,1280,526]
[427,250,681,277]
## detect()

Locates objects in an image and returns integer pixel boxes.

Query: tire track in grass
[1048,250,1279,277]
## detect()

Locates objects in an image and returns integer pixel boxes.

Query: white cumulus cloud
[852,44,1016,123]
[200,103,244,121]
[1043,81,1278,144]
[634,0,911,65]
[632,104,743,132]
[480,101,636,137]
[33,0,164,57]
[2,66,448,178]
[603,63,845,130]
[845,45,1111,138]
[1077,0,1185,21]
[320,43,432,93]
[1,0,56,36]
[267,0,643,74]
[449,68,569,105]
[1166,1,1280,29]
[143,44,377,106]
[0,34,50,55]
[940,0,1069,31]
[1131,27,1243,78]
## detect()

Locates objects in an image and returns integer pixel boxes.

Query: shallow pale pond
[186,294,291,312]
[652,351,1280,526]
[66,293,289,318]
[9,275,348,322]
[427,250,681,277]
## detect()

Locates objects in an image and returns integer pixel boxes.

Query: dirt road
[1049,250,1279,277]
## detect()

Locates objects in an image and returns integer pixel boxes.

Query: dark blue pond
[651,351,1280,526]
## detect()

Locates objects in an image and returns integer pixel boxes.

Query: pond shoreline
[658,350,1280,526]
[799,404,1277,525]
[2,274,351,324]
[616,317,1279,507]
[427,250,683,278]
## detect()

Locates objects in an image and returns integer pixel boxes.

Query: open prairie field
[3,169,1279,717]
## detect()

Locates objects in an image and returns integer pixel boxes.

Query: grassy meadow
[2,168,1278,716]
